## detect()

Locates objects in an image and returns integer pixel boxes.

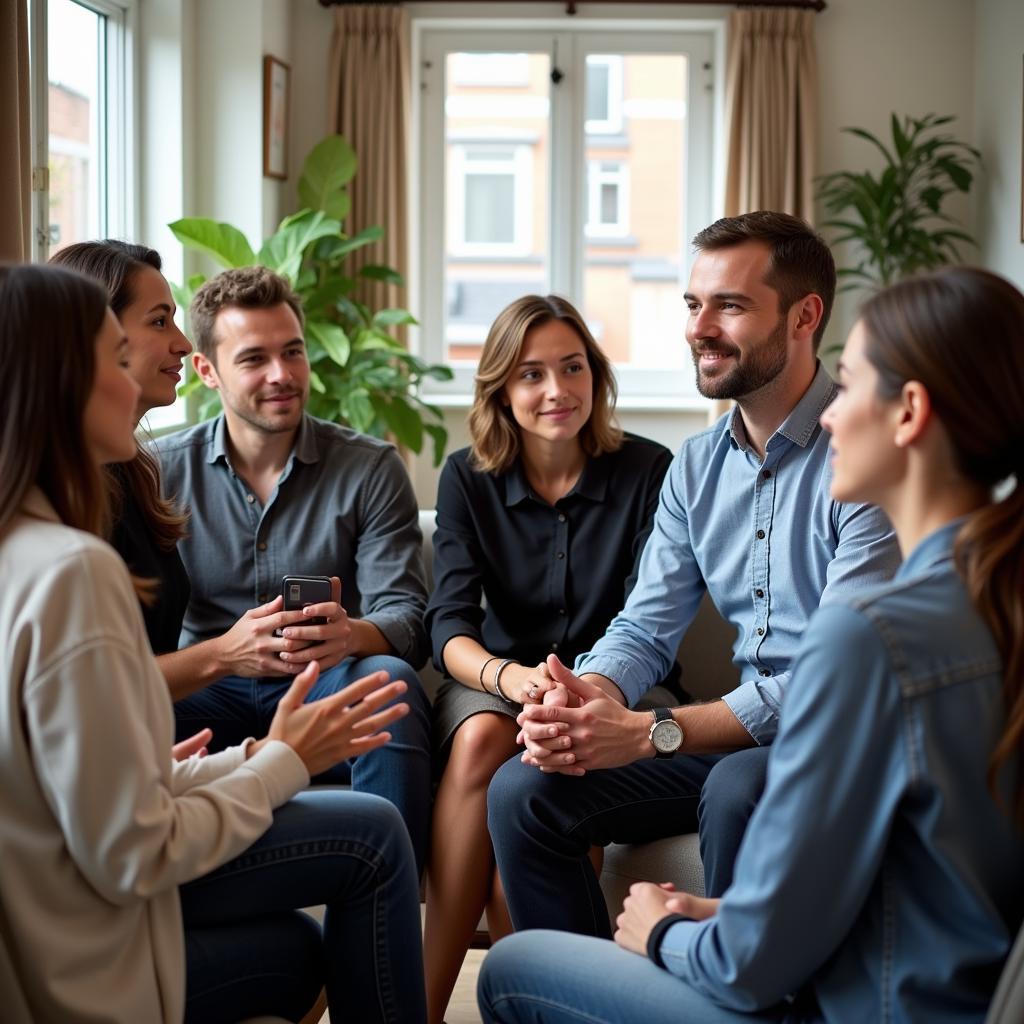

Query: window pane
[585,62,609,123]
[48,0,104,255]
[465,173,515,243]
[444,51,550,363]
[582,53,688,370]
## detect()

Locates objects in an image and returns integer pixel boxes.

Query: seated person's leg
[698,746,771,898]
[478,931,784,1024]
[319,654,432,875]
[180,790,425,1024]
[487,752,718,936]
[173,674,259,750]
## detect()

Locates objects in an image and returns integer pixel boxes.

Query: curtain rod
[318,1,828,12]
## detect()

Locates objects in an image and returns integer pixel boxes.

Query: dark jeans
[487,746,771,935]
[174,655,433,875]
[181,791,426,1024]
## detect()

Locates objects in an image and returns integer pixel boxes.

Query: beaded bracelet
[492,658,520,705]
[479,656,501,693]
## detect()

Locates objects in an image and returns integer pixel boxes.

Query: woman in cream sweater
[0,263,426,1022]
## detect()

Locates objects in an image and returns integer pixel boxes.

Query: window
[586,160,628,237]
[450,52,530,87]
[31,0,134,262]
[584,55,623,136]
[416,25,717,401]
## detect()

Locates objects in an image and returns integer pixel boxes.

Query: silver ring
[528,684,539,700]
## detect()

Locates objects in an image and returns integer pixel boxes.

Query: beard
[691,316,789,401]
[222,387,307,434]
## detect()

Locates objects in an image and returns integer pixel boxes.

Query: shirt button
[258,542,267,551]
[246,493,255,503]
[762,469,772,479]
[755,588,765,598]
[756,529,766,540]
[558,513,567,523]
[558,608,566,615]
[551,642,559,651]
[756,627,765,636]
[760,668,771,677]
[556,551,565,560]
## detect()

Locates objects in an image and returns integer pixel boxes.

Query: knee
[699,749,769,826]
[445,713,518,792]
[358,656,429,709]
[478,932,532,1019]
[487,756,541,842]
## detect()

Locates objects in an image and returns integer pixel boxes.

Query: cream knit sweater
[0,490,309,1023]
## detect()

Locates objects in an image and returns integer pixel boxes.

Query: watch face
[652,718,683,753]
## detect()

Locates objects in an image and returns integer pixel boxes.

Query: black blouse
[108,466,191,656]
[425,434,677,684]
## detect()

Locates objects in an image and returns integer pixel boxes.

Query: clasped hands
[515,654,647,775]
[217,576,353,677]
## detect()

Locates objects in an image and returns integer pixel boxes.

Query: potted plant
[170,135,453,465]
[816,113,981,291]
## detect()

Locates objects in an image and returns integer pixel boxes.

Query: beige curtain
[328,5,410,318]
[0,0,31,263]
[724,8,817,223]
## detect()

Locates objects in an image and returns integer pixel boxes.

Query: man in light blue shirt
[487,212,901,932]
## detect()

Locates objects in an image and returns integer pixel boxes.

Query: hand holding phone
[274,575,333,639]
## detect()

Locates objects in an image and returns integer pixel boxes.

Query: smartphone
[274,575,332,638]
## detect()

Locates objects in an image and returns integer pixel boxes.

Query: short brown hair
[469,294,622,475]
[693,211,836,351]
[189,266,304,360]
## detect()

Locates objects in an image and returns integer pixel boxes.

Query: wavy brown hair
[49,241,188,553]
[861,266,1024,823]
[469,295,622,474]
[0,264,110,540]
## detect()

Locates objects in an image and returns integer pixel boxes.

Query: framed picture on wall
[263,55,290,180]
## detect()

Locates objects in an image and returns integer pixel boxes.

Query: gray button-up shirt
[154,414,428,668]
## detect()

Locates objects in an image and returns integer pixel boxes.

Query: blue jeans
[174,655,432,874]
[478,931,794,1023]
[181,790,426,1024]
[487,747,770,935]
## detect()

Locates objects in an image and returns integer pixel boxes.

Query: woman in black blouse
[423,294,672,1023]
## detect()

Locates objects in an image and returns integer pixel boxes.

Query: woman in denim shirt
[479,266,1024,1024]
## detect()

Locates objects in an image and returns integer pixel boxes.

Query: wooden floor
[318,948,484,1023]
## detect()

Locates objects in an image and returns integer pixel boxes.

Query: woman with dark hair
[50,240,319,698]
[0,263,426,1023]
[478,266,1024,1024]
[423,294,675,1022]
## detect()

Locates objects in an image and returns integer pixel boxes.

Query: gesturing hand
[265,660,409,777]
[277,577,352,671]
[172,727,213,761]
[614,881,720,956]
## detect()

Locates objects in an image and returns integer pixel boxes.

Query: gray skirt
[432,676,520,755]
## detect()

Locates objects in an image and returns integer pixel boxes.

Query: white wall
[974,0,1024,290]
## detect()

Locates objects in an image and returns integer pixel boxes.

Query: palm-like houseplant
[170,135,453,465]
[816,113,981,291]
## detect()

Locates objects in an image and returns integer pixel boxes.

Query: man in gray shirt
[155,266,431,873]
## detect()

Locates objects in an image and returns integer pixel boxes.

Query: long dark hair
[0,264,110,539]
[49,241,188,552]
[861,267,1024,822]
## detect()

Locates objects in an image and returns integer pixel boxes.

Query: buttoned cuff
[364,611,428,670]
[572,654,644,705]
[722,679,782,745]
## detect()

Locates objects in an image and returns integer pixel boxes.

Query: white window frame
[29,0,137,263]
[448,142,533,257]
[585,159,629,237]
[412,18,722,403]
[584,54,623,136]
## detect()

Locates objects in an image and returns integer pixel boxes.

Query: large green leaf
[358,264,405,286]
[423,423,449,468]
[298,135,357,219]
[258,210,342,281]
[377,395,424,454]
[372,308,419,329]
[306,320,351,367]
[170,218,256,268]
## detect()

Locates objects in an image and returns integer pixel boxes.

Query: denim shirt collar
[897,518,963,580]
[207,413,320,469]
[728,362,835,454]
[503,452,609,507]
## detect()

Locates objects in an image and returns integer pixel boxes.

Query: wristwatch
[648,708,684,759]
